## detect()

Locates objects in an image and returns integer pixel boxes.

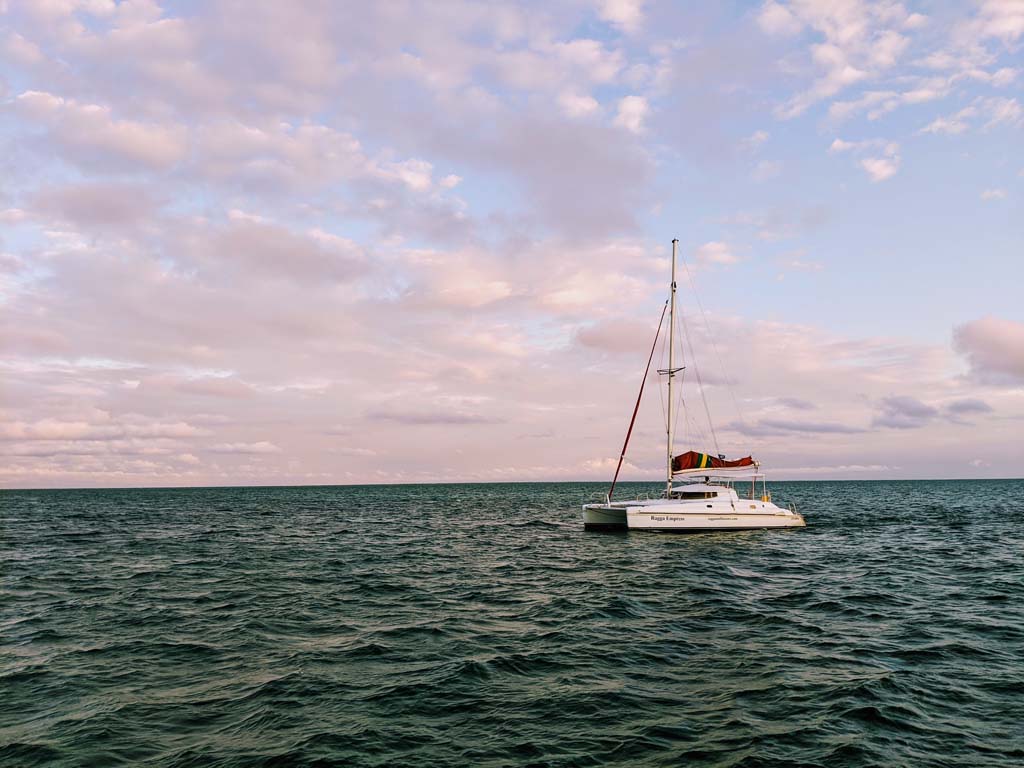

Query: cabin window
[671,491,718,499]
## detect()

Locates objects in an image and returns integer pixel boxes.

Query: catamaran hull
[626,510,805,532]
[583,505,627,531]
[583,500,805,533]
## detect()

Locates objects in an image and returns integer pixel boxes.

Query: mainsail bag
[672,451,755,473]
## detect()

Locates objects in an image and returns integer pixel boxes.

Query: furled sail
[672,451,756,473]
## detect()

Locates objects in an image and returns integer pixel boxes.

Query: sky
[1,0,1022,488]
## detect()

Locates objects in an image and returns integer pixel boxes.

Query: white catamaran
[583,239,806,533]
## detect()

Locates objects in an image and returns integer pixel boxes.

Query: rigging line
[657,300,670,435]
[678,249,748,429]
[608,299,669,502]
[680,304,720,456]
[682,393,708,446]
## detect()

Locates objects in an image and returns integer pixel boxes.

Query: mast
[666,238,678,496]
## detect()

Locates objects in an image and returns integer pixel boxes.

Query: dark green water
[2,480,1023,767]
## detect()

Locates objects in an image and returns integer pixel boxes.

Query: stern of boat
[582,503,628,531]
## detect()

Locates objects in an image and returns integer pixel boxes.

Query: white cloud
[981,188,1006,200]
[919,97,1022,135]
[695,241,738,265]
[613,94,649,133]
[598,0,645,34]
[752,159,783,181]
[757,1,803,37]
[379,157,434,191]
[742,130,770,151]
[0,418,205,441]
[984,96,1023,127]
[830,138,900,182]
[0,208,28,223]
[964,0,1024,45]
[904,13,929,30]
[991,67,1018,87]
[559,91,600,117]
[14,90,187,170]
[765,1,918,118]
[786,258,823,272]
[860,155,899,182]
[920,106,977,135]
[4,31,45,66]
[209,441,282,454]
[828,90,899,122]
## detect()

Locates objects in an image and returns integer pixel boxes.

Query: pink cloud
[954,317,1024,384]
[14,90,188,170]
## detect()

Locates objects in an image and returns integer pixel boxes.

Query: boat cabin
[667,483,725,500]
[668,477,773,503]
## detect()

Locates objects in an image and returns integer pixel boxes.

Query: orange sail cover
[672,451,756,473]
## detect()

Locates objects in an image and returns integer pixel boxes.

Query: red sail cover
[672,451,756,473]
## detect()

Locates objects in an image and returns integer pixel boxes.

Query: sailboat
[582,239,806,533]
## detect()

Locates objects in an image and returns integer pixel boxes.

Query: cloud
[981,188,1006,201]
[187,216,369,284]
[741,130,770,151]
[558,91,600,117]
[981,96,1022,127]
[872,396,939,429]
[830,138,900,182]
[32,182,163,231]
[920,97,1022,135]
[772,463,895,474]
[728,418,864,436]
[614,95,649,133]
[920,105,977,135]
[695,241,738,265]
[0,208,28,223]
[945,398,993,415]
[757,2,802,37]
[3,31,46,66]
[954,317,1024,384]
[366,408,500,425]
[576,319,660,354]
[14,90,187,170]
[785,257,823,272]
[751,159,783,181]
[208,441,282,454]
[775,397,816,410]
[962,0,1024,45]
[763,1,916,118]
[0,417,205,441]
[860,155,900,182]
[166,376,257,399]
[598,0,645,34]
[194,119,443,194]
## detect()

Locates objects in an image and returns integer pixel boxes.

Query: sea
[2,480,1023,767]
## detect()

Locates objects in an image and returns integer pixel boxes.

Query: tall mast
[666,238,678,496]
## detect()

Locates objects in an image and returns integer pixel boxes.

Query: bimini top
[672,450,759,477]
